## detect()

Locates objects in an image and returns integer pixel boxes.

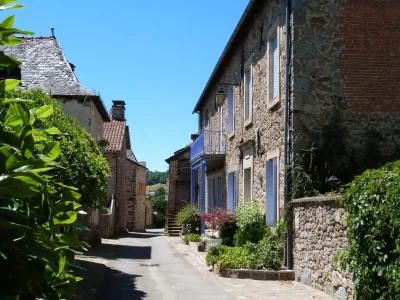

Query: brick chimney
[111,100,126,121]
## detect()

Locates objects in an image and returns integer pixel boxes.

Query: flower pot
[202,237,222,250]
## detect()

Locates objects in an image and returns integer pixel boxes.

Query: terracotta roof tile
[104,120,126,152]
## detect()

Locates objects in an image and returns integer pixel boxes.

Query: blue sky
[13,0,249,171]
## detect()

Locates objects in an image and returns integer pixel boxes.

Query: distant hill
[146,183,167,193]
[146,170,167,186]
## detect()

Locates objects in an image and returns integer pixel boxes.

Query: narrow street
[73,229,335,300]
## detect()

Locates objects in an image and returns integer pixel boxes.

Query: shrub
[339,161,400,299]
[201,207,235,238]
[217,247,249,270]
[219,219,238,246]
[155,212,166,228]
[5,89,110,208]
[185,233,201,242]
[176,205,200,227]
[234,201,267,246]
[206,245,229,266]
[152,195,166,214]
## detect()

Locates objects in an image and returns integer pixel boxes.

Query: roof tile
[104,120,126,152]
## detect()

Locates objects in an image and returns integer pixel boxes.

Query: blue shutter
[249,70,252,116]
[233,171,238,212]
[207,179,213,211]
[227,173,233,211]
[216,177,222,207]
[266,159,277,226]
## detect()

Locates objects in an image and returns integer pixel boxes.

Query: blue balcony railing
[190,130,225,162]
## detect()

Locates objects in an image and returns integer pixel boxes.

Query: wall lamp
[215,82,240,107]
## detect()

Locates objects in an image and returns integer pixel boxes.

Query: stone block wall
[125,160,136,231]
[293,196,352,299]
[133,164,147,232]
[145,197,153,228]
[198,0,286,213]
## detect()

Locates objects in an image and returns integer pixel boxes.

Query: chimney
[111,100,126,121]
[50,27,55,38]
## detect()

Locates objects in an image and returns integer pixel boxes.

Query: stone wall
[166,148,191,215]
[293,196,352,299]
[133,164,147,232]
[292,0,400,181]
[145,197,153,228]
[197,0,286,214]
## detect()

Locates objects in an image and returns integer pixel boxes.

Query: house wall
[145,197,153,228]
[292,0,400,181]
[125,160,136,231]
[166,150,191,215]
[133,164,147,232]
[89,100,104,141]
[293,197,352,299]
[198,0,286,215]
[61,98,92,133]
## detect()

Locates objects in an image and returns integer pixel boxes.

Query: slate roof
[127,149,137,162]
[165,146,190,163]
[104,120,126,152]
[1,36,110,121]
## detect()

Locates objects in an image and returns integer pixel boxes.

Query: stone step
[169,233,180,237]
[168,227,181,230]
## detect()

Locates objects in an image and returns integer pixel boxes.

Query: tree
[152,196,166,214]
[155,186,165,197]
[146,170,167,185]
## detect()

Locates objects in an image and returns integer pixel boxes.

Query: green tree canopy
[147,170,167,186]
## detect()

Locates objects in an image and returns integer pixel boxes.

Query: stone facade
[293,196,352,299]
[195,0,287,215]
[145,197,153,228]
[166,147,191,215]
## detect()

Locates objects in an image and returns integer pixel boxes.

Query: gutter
[192,0,259,114]
[283,0,292,270]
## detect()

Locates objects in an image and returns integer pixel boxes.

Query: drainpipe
[284,0,292,269]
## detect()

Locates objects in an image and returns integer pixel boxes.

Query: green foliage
[3,89,110,208]
[185,233,201,242]
[338,161,400,299]
[217,247,249,270]
[176,205,200,226]
[146,170,167,185]
[218,219,237,246]
[164,225,169,236]
[152,195,166,214]
[155,186,165,196]
[206,245,229,267]
[155,212,165,228]
[0,99,88,299]
[234,201,267,246]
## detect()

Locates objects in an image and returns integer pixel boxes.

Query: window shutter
[228,89,233,133]
[234,171,238,211]
[216,177,222,207]
[227,173,233,211]
[266,159,277,226]
[249,70,252,116]
[272,36,279,98]
[207,179,213,210]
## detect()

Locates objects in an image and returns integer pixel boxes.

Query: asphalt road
[73,229,232,300]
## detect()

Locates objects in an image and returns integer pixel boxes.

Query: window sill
[267,97,280,110]
[228,131,235,139]
[244,117,253,128]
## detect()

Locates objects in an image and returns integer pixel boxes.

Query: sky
[12,0,249,172]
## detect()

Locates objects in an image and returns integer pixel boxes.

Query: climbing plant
[337,161,400,299]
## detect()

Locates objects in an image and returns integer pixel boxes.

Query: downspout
[284,0,292,269]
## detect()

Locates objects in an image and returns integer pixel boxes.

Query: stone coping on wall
[293,194,342,204]
[217,268,295,281]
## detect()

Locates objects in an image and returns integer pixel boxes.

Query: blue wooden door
[266,158,277,226]
[216,177,222,207]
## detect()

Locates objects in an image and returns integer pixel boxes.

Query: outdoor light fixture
[215,82,240,107]
[215,86,226,107]
[327,175,340,190]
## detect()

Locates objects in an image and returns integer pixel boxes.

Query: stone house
[189,0,400,297]
[102,100,148,237]
[1,34,110,244]
[165,146,191,235]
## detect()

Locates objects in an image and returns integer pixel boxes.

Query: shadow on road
[72,260,147,300]
[83,243,152,260]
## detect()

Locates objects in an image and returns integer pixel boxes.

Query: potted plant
[176,205,200,235]
[201,208,235,250]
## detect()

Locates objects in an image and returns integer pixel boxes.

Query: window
[267,20,280,108]
[244,66,252,120]
[227,171,237,212]
[243,168,252,201]
[0,67,21,81]
[227,88,234,134]
[266,157,278,226]
[207,176,222,210]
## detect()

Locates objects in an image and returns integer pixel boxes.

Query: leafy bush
[218,219,237,246]
[155,212,165,228]
[217,247,249,270]
[234,201,267,246]
[185,233,201,242]
[176,205,200,226]
[152,195,166,214]
[339,161,400,299]
[201,207,235,238]
[206,245,229,266]
[4,90,110,208]
[0,99,89,299]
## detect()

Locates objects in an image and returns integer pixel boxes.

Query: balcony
[190,130,225,162]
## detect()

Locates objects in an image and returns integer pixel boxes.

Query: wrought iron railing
[190,130,225,161]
